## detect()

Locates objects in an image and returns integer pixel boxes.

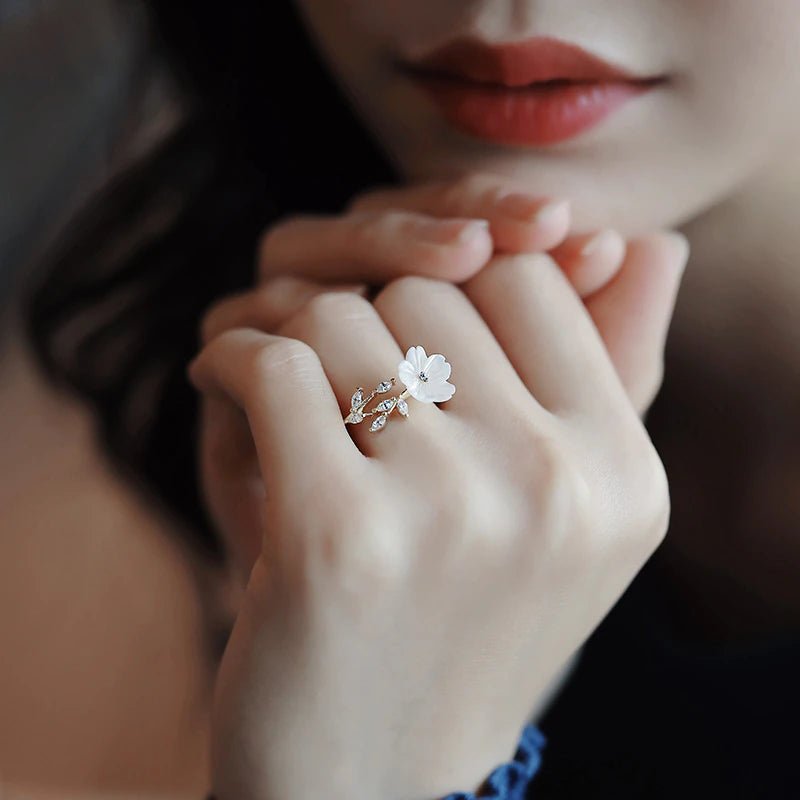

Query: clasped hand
[188,173,688,800]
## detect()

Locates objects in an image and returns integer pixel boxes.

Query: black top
[532,561,800,799]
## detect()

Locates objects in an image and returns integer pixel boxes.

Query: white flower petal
[423,354,451,383]
[427,381,456,403]
[397,360,417,390]
[411,383,434,403]
[412,346,428,372]
[406,380,428,402]
[411,379,454,403]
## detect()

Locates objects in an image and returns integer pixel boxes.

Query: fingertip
[580,228,626,263]
[533,198,571,228]
[630,230,689,262]
[412,220,494,282]
[661,230,691,272]
[452,221,495,279]
[548,228,626,297]
[492,198,571,252]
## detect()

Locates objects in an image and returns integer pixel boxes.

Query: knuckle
[516,428,594,550]
[612,427,672,558]
[292,290,375,335]
[198,291,243,344]
[467,252,559,296]
[248,336,319,382]
[256,214,301,268]
[449,172,500,202]
[371,209,419,238]
[633,441,672,550]
[199,304,224,345]
[348,209,388,250]
[635,358,666,413]
[257,220,281,258]
[540,438,594,543]
[343,537,409,594]
[318,514,409,599]
[374,274,451,313]
[502,252,561,282]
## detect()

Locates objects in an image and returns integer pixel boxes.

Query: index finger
[188,329,361,491]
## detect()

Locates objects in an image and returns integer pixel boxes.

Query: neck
[649,148,800,643]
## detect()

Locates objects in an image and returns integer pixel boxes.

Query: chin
[366,86,740,235]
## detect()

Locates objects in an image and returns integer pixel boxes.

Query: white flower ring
[344,345,455,433]
[397,345,456,403]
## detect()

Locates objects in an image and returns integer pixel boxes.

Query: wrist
[207,723,545,800]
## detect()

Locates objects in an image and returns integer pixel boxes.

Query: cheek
[677,0,800,146]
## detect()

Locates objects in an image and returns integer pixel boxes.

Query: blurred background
[1,2,212,795]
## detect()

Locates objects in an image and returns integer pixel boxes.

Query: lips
[403,36,658,147]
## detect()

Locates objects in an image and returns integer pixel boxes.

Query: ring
[344,345,456,432]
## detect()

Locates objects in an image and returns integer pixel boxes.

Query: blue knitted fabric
[441,724,546,799]
[205,724,544,800]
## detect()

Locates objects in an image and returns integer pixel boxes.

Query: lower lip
[413,76,651,147]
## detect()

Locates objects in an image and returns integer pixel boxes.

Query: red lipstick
[404,37,659,147]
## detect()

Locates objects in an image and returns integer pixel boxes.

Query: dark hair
[22,2,398,559]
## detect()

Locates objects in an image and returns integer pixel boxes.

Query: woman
[22,1,800,798]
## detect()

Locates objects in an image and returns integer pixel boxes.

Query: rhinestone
[396,398,408,416]
[345,411,364,424]
[369,414,388,432]
[350,389,364,409]
[376,397,396,412]
[376,380,393,393]
[418,371,428,382]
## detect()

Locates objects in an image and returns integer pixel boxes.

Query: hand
[198,173,688,578]
[188,177,689,799]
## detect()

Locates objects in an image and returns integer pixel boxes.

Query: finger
[348,173,570,253]
[277,291,440,452]
[258,210,493,283]
[199,393,265,581]
[200,277,368,344]
[549,230,627,298]
[463,253,629,418]
[187,329,360,489]
[585,232,689,416]
[372,276,538,418]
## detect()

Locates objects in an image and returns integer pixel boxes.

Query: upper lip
[405,36,650,87]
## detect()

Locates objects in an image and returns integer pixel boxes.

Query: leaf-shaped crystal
[396,398,408,417]
[376,380,393,393]
[345,410,364,424]
[376,397,396,412]
[369,414,387,432]
[350,389,364,410]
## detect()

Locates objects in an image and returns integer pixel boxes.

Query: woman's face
[292,0,800,233]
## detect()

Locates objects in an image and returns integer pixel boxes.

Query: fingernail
[580,229,624,257]
[417,218,489,245]
[495,192,546,221]
[532,199,570,225]
[496,194,568,224]
[457,218,490,243]
[663,231,690,270]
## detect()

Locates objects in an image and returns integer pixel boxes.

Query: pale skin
[9,0,800,797]
[188,175,688,799]
[186,0,800,794]
[184,2,798,797]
